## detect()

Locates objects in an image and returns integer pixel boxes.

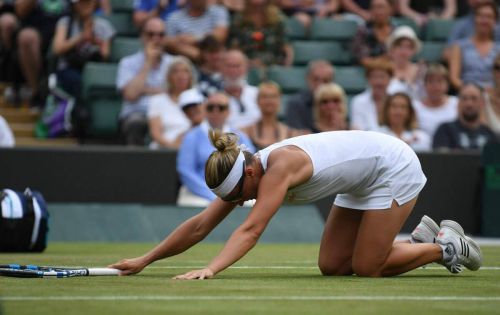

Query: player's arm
[109,199,237,275]
[174,164,291,280]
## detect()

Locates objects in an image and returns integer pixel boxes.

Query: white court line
[148,266,500,270]
[2,296,500,302]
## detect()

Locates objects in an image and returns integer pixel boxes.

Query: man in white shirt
[0,115,15,147]
[117,17,173,145]
[221,49,261,129]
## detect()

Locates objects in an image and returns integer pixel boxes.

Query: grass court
[1,242,500,315]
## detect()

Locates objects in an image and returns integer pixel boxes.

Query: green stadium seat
[392,17,420,37]
[310,18,358,41]
[424,19,454,42]
[111,0,135,13]
[266,66,307,94]
[247,66,263,86]
[82,62,121,137]
[285,17,307,40]
[107,12,138,37]
[86,97,122,137]
[416,41,445,63]
[292,40,351,66]
[110,37,141,62]
[335,66,367,95]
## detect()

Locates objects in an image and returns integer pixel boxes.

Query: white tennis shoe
[436,220,482,273]
[410,215,440,244]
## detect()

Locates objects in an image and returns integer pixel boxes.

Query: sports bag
[0,188,49,252]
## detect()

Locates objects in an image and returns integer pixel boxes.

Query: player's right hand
[108,257,148,276]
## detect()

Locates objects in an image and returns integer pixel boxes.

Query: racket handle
[86,268,120,276]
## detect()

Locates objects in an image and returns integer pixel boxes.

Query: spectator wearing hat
[148,57,197,149]
[386,25,426,99]
[179,88,206,127]
[449,1,500,90]
[176,91,255,206]
[351,0,396,67]
[433,83,498,150]
[117,17,173,146]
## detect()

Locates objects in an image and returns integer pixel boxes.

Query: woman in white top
[111,130,482,278]
[378,92,431,151]
[350,59,393,131]
[413,64,458,138]
[148,56,196,149]
[484,53,500,137]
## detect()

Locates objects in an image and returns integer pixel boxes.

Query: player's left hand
[173,268,214,280]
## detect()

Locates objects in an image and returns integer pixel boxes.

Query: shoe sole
[440,220,482,271]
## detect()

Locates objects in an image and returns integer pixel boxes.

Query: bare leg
[0,13,17,50]
[352,197,443,277]
[17,28,41,95]
[318,205,362,276]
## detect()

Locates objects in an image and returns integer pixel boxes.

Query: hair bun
[209,130,239,152]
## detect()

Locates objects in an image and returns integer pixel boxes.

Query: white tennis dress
[257,131,427,210]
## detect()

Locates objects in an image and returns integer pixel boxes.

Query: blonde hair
[167,56,196,93]
[205,130,253,189]
[424,63,449,83]
[313,83,348,123]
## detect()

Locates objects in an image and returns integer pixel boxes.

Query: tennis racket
[0,264,120,278]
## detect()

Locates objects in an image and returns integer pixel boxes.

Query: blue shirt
[448,14,500,45]
[458,38,500,89]
[177,122,255,200]
[134,0,179,20]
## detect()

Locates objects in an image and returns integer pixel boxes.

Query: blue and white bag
[0,188,49,252]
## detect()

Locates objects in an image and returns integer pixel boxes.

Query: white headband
[211,150,245,198]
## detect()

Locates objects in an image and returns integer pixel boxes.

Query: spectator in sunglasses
[116,17,174,146]
[312,83,349,133]
[176,91,255,206]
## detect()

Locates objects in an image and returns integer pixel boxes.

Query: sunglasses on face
[144,31,165,39]
[320,98,341,105]
[221,162,246,203]
[206,103,229,112]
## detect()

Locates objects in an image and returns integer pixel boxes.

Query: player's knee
[351,260,382,277]
[318,260,351,276]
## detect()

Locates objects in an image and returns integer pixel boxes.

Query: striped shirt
[166,5,229,39]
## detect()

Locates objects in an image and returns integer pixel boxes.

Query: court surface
[1,242,500,315]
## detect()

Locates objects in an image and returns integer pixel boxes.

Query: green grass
[1,243,500,315]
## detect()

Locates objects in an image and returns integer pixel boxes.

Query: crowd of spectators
[1,0,500,203]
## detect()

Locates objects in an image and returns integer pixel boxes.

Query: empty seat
[110,37,141,62]
[82,62,121,137]
[266,66,307,94]
[111,0,135,13]
[285,17,307,40]
[106,12,138,37]
[424,19,455,42]
[416,41,445,63]
[292,40,351,66]
[335,66,367,95]
[310,18,358,41]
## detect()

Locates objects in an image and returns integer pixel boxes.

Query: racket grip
[87,268,120,276]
